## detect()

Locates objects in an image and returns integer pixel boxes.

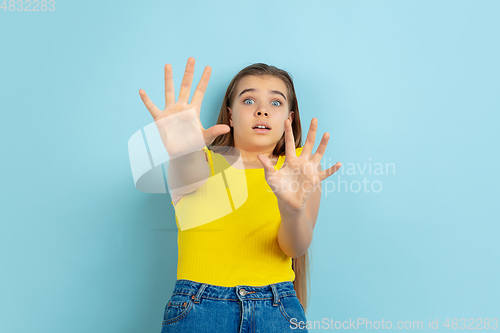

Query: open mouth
[253,125,271,133]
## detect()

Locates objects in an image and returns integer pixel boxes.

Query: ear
[288,111,295,124]
[227,107,233,127]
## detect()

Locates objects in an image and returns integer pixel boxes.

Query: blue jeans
[161,279,309,332]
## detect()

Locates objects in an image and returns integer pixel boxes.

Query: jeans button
[239,288,247,296]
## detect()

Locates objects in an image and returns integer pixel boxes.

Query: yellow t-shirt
[170,146,304,287]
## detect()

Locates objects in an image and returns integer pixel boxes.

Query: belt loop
[194,283,207,304]
[270,283,280,306]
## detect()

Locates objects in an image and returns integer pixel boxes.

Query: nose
[255,109,269,117]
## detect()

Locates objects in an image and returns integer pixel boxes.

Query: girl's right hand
[139,57,230,156]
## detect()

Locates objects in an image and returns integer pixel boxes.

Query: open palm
[257,118,342,211]
[138,57,230,156]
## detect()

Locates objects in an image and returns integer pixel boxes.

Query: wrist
[277,198,306,216]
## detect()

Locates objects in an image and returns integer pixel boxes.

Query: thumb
[204,124,231,146]
[256,153,275,173]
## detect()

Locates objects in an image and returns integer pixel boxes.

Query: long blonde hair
[210,63,311,313]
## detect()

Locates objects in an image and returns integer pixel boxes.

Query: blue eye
[243,98,282,106]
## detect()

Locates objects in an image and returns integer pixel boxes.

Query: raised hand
[257,118,342,211]
[139,57,230,157]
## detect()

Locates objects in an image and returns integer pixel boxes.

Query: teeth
[255,125,268,129]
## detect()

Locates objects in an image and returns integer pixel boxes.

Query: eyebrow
[238,88,287,101]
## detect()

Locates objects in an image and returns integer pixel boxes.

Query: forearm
[277,200,313,258]
[168,149,209,194]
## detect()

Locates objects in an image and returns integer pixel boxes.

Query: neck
[234,146,275,162]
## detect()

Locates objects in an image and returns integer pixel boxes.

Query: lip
[252,121,272,131]
[253,127,271,134]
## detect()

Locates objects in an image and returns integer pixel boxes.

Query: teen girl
[139,57,342,332]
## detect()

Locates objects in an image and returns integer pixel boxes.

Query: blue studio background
[1,0,499,332]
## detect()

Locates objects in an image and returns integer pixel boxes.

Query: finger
[311,132,329,165]
[190,65,211,109]
[284,118,295,161]
[164,64,175,108]
[257,153,277,174]
[178,57,195,104]
[319,162,342,181]
[139,89,161,119]
[204,124,231,146]
[301,118,317,158]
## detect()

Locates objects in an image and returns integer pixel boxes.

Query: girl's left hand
[257,118,342,211]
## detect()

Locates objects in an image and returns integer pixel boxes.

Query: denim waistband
[171,279,296,306]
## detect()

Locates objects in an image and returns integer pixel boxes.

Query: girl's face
[228,75,294,154]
